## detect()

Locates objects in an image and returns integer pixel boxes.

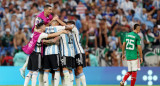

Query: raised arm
[43,36,60,45]
[56,18,66,26]
[47,30,68,38]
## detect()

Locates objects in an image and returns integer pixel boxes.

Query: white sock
[79,73,86,86]
[39,72,44,86]
[70,73,74,86]
[43,72,49,86]
[63,70,70,86]
[51,78,54,86]
[76,73,87,86]
[22,56,29,70]
[24,72,32,86]
[54,71,60,86]
[32,71,38,86]
[75,77,81,86]
[61,76,65,86]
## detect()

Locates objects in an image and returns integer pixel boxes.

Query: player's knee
[76,68,83,75]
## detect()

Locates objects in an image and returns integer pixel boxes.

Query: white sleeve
[55,26,65,32]
[38,33,48,41]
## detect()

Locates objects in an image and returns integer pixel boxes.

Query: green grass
[0,85,159,86]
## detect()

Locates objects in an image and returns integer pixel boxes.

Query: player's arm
[138,45,143,64]
[122,35,126,60]
[46,15,58,26]
[137,36,143,64]
[122,42,126,60]
[56,18,66,26]
[47,30,69,38]
[43,36,60,45]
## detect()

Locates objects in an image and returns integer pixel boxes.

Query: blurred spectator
[120,0,133,15]
[152,0,160,9]
[108,31,118,50]
[74,15,82,31]
[53,1,60,15]
[67,0,77,8]
[89,51,99,67]
[138,29,145,50]
[1,52,13,66]
[98,19,108,48]
[13,28,28,51]
[11,15,20,35]
[144,29,155,48]
[80,25,88,49]
[76,1,87,19]
[2,29,14,54]
[133,1,142,14]
[115,9,124,23]
[0,27,4,38]
[87,27,97,49]
[153,25,160,45]
[102,7,113,20]
[23,25,31,41]
[13,50,27,66]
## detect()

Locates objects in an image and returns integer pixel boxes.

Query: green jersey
[123,32,141,60]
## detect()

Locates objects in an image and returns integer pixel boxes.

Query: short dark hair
[36,21,45,29]
[44,5,52,9]
[134,24,140,30]
[67,21,75,25]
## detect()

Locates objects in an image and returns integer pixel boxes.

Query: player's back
[71,27,84,54]
[44,26,63,55]
[124,32,141,60]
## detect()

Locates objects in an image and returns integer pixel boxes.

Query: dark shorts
[60,56,74,69]
[43,54,60,70]
[75,53,86,68]
[27,51,42,71]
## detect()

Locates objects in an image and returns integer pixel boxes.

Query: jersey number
[126,39,134,50]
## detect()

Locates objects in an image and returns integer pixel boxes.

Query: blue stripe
[52,27,58,54]
[63,70,69,73]
[65,35,71,56]
[73,39,78,54]
[75,72,84,79]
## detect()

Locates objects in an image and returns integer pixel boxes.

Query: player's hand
[122,55,125,61]
[53,15,59,20]
[62,30,69,34]
[140,58,143,64]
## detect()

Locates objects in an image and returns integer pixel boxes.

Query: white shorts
[127,59,140,72]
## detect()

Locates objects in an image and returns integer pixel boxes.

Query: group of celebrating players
[19,5,86,86]
[19,4,143,86]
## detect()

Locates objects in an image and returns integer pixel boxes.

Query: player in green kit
[120,24,143,86]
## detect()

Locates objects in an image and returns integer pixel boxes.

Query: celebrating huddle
[20,5,86,86]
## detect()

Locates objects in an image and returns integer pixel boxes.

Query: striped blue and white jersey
[71,26,85,55]
[60,33,75,57]
[44,26,65,55]
[34,33,48,53]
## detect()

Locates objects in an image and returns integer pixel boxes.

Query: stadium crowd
[0,0,160,67]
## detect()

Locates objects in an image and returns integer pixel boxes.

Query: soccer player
[66,21,87,86]
[23,21,68,86]
[120,24,143,86]
[42,20,73,86]
[20,4,55,79]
